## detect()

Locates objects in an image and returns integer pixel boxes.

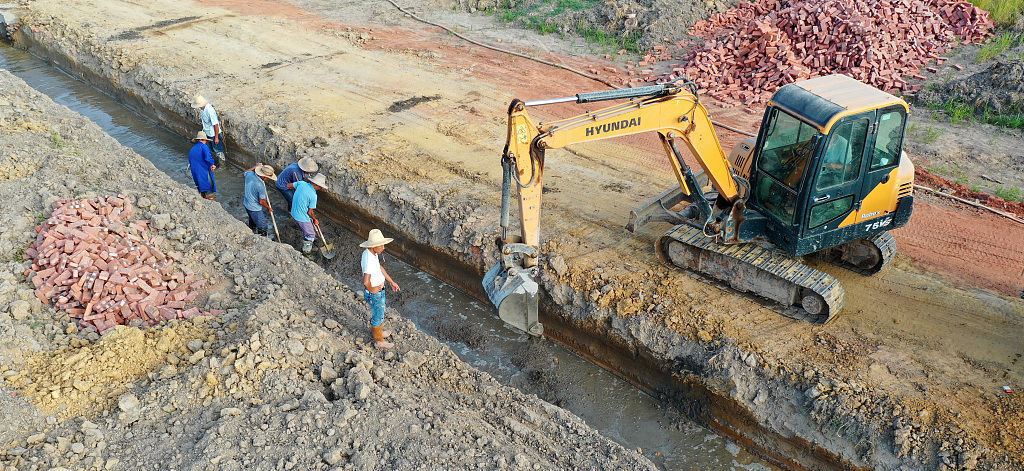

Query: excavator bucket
[482,261,543,336]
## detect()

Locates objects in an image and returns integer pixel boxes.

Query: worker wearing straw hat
[361,229,400,348]
[191,95,225,163]
[243,163,278,239]
[289,173,327,254]
[187,131,217,200]
[275,157,318,210]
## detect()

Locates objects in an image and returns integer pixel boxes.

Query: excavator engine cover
[482,243,543,336]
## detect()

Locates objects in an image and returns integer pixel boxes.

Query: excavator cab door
[797,107,907,254]
[798,114,872,251]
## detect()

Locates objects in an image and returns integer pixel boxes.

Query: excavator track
[817,231,897,276]
[658,225,845,324]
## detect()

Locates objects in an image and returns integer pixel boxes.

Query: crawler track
[658,225,845,324]
[818,231,897,276]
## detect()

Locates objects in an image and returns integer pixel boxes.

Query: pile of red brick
[612,0,993,107]
[24,196,215,334]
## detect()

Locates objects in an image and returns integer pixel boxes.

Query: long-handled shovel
[267,207,282,242]
[262,181,282,242]
[313,221,337,259]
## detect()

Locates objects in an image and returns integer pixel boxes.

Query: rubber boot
[216,151,225,163]
[372,326,393,349]
[266,229,276,242]
[301,240,313,254]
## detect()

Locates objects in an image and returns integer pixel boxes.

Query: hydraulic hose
[500,156,513,239]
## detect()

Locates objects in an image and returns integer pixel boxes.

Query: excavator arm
[485,83,747,335]
[502,83,741,249]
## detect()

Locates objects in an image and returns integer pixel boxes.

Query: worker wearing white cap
[290,173,327,254]
[275,157,319,210]
[360,229,400,348]
[191,95,225,164]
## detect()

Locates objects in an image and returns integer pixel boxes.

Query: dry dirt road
[10,0,1024,467]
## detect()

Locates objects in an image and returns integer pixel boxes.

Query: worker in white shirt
[360,229,401,348]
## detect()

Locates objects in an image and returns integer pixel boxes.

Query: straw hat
[191,95,208,109]
[360,229,393,248]
[307,173,328,189]
[192,130,209,141]
[255,164,277,180]
[298,157,319,173]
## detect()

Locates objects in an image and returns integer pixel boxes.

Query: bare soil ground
[4,0,1024,469]
[0,69,655,471]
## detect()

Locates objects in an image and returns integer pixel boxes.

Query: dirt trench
[3,1,1023,469]
[0,68,660,470]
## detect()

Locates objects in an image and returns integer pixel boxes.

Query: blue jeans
[204,132,225,154]
[363,289,386,327]
[246,208,269,231]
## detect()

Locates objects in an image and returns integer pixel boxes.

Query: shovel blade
[482,262,543,336]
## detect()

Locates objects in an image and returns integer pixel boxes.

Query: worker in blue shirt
[275,157,318,210]
[188,131,217,200]
[289,173,328,254]
[243,164,278,239]
[192,95,225,164]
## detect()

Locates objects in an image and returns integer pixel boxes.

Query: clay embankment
[5,1,1023,469]
[0,69,657,470]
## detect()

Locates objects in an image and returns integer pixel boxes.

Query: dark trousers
[246,208,269,232]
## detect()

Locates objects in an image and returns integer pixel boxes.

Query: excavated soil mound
[448,0,736,51]
[917,57,1024,114]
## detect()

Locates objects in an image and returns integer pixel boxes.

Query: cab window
[871,109,905,169]
[816,119,868,190]
[755,108,818,225]
[759,109,817,189]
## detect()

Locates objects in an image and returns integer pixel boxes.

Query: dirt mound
[448,0,734,51]
[4,321,212,419]
[917,58,1024,114]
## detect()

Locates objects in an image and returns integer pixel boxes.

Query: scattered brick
[24,196,216,334]
[611,0,993,107]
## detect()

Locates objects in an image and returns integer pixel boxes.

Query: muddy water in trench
[0,44,773,471]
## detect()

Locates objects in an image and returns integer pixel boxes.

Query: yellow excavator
[483,75,915,335]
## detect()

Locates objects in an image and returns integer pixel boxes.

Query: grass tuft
[50,131,66,149]
[995,186,1023,202]
[931,99,1024,129]
[976,32,1024,62]
[970,0,1024,27]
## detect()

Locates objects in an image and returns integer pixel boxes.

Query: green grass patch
[995,186,1023,202]
[969,0,1024,27]
[491,0,642,53]
[976,32,1024,62]
[931,99,1024,129]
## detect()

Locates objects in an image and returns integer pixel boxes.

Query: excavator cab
[747,75,915,261]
